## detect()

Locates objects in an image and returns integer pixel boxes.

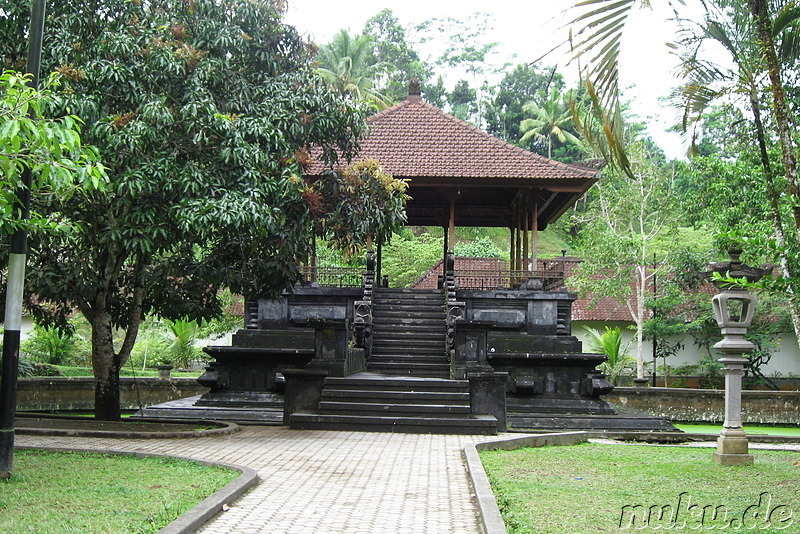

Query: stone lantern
[706,247,771,466]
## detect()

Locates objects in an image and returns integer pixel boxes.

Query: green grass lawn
[0,450,238,533]
[481,443,800,534]
[675,423,800,437]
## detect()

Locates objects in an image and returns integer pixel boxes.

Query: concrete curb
[18,445,259,534]
[15,417,241,439]
[463,431,589,534]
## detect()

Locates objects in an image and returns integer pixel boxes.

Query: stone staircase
[367,288,450,379]
[289,374,497,435]
[288,288,498,435]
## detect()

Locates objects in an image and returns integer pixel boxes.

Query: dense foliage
[0,70,105,235]
[0,0,380,419]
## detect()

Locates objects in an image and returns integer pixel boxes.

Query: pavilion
[303,79,600,284]
[143,82,673,435]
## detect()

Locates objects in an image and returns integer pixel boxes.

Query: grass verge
[480,443,800,534]
[675,423,800,437]
[0,450,238,533]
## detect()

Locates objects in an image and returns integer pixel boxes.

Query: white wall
[573,320,800,377]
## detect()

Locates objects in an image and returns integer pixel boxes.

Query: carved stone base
[713,427,753,465]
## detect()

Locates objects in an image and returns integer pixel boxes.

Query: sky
[283,0,692,159]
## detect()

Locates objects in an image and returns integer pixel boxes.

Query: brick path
[16,427,487,533]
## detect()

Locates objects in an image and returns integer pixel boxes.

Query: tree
[363,9,432,103]
[448,80,478,122]
[570,0,800,345]
[670,1,800,338]
[163,318,201,370]
[415,12,501,126]
[570,141,679,379]
[315,29,391,109]
[484,64,564,145]
[0,0,376,420]
[520,86,583,159]
[310,159,409,258]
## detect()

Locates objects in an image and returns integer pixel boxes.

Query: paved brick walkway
[16,427,487,533]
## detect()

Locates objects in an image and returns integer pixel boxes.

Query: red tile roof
[305,95,598,181]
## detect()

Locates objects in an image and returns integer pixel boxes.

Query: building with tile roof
[305,80,600,275]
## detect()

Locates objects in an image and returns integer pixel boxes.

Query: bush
[30,364,64,377]
[454,236,505,258]
[20,325,77,365]
[17,358,36,377]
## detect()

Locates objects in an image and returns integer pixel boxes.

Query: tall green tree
[670,0,800,338]
[520,86,583,159]
[570,142,680,379]
[448,80,478,122]
[0,0,375,420]
[484,64,564,145]
[362,9,431,103]
[315,29,391,109]
[415,12,501,126]
[0,71,105,236]
[570,0,800,346]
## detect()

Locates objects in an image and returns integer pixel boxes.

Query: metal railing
[454,261,566,291]
[299,265,364,288]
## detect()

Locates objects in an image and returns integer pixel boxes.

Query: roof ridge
[372,98,598,179]
[367,99,411,124]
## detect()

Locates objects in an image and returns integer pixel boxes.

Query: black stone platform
[135,395,284,425]
[288,373,499,435]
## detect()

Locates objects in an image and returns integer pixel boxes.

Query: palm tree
[163,318,201,370]
[519,87,582,158]
[583,326,637,385]
[569,0,800,201]
[316,29,391,110]
[569,0,800,342]
[670,3,800,338]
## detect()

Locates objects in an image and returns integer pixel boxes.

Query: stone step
[324,375,468,390]
[368,353,448,363]
[289,411,497,435]
[318,401,472,416]
[371,319,444,330]
[372,287,444,301]
[372,303,444,311]
[372,314,444,322]
[365,363,451,379]
[369,355,450,364]
[321,388,466,404]
[371,330,445,340]
[372,342,444,353]
[508,413,677,432]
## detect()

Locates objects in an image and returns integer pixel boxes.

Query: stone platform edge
[463,431,589,534]
[17,445,259,534]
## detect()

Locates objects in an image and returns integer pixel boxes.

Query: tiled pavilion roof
[304,86,600,229]
[307,95,598,181]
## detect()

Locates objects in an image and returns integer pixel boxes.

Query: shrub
[20,325,77,365]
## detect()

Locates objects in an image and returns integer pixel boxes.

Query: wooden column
[522,194,530,273]
[443,226,449,262]
[448,195,456,253]
[509,225,516,274]
[531,201,539,272]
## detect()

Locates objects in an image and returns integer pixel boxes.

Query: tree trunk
[748,0,800,229]
[748,85,800,341]
[635,268,646,379]
[91,310,122,421]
